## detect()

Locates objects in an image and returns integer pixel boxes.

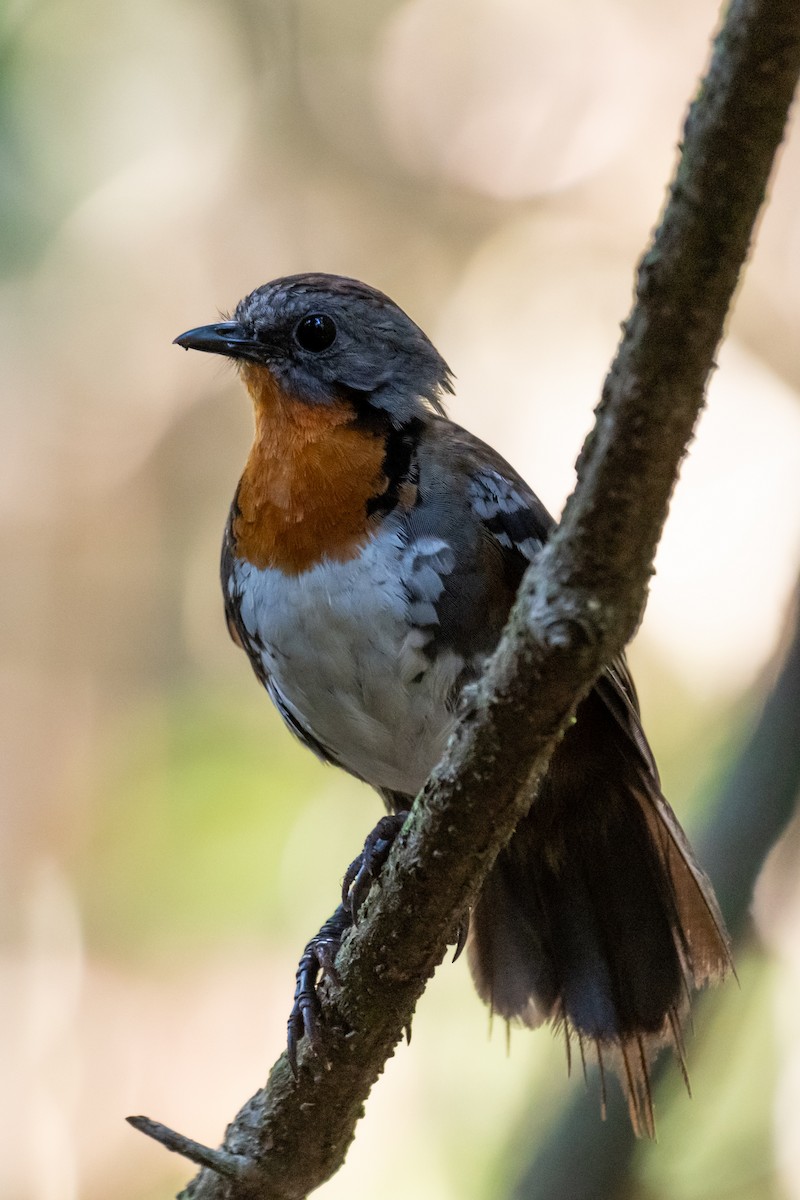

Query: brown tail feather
[467,682,731,1136]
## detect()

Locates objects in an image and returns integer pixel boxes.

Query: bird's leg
[343,811,469,953]
[287,809,469,1071]
[341,811,410,919]
[286,813,408,1073]
[286,812,410,1073]
[287,903,348,1076]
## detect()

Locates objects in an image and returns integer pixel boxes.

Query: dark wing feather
[406,419,553,664]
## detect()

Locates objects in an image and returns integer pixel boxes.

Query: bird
[175,272,731,1135]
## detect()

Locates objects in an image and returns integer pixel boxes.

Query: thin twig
[127,1116,256,1182]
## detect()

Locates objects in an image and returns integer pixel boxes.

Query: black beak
[173,321,262,362]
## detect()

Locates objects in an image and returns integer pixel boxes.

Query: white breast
[229,526,465,795]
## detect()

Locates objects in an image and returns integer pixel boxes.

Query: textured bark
[133,0,800,1196]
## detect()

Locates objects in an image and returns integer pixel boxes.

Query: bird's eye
[294,313,337,352]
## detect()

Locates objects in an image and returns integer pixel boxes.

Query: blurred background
[2,0,800,1197]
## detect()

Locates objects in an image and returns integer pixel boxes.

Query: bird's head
[174,273,453,427]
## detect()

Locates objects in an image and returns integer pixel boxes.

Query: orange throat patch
[232,364,389,574]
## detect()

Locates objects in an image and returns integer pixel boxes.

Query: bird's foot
[286,809,468,1073]
[286,813,409,1074]
[287,902,349,1076]
[342,810,468,953]
[341,811,410,919]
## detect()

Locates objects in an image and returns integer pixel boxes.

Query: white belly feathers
[229,526,465,795]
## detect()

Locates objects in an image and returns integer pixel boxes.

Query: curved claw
[315,940,342,987]
[452,915,469,962]
[349,859,377,920]
[287,1026,299,1077]
[341,852,363,912]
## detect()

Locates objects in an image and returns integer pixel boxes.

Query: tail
[467,672,731,1137]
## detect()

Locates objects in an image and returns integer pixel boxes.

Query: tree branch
[134,1,800,1196]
